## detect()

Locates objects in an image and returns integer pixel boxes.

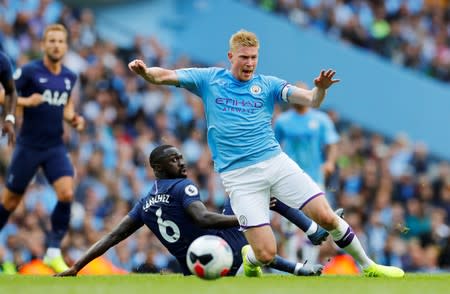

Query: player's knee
[1,190,23,211]
[253,246,276,264]
[315,210,339,231]
[57,189,74,202]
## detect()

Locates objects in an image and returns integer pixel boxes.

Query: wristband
[5,114,15,125]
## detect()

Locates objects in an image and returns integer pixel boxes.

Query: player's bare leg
[242,225,276,277]
[0,189,23,274]
[43,176,74,273]
[0,188,23,230]
[302,195,404,277]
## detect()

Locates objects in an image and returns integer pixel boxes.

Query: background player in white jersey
[128,29,404,277]
[0,24,85,273]
[274,81,340,264]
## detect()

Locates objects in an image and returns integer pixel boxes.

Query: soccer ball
[186,235,234,280]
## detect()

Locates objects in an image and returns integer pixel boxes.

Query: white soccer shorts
[220,152,324,228]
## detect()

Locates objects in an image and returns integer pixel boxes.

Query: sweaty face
[42,30,68,63]
[228,46,258,82]
[159,147,187,179]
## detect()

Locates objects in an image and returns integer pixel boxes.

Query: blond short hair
[229,29,259,52]
[43,24,68,41]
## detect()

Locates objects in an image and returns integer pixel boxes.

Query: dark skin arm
[55,216,143,277]
[186,201,239,229]
[0,77,17,146]
[57,201,237,276]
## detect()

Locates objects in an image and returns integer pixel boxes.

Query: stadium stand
[243,0,450,83]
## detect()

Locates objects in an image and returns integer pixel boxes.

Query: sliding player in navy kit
[0,24,85,273]
[56,145,324,277]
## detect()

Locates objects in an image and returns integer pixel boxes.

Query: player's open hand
[128,59,148,76]
[314,69,340,90]
[1,121,15,146]
[54,267,78,277]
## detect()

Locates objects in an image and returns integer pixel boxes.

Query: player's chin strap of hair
[5,114,15,125]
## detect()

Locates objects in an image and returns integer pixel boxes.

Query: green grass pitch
[0,274,449,294]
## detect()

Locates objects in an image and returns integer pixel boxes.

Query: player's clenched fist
[71,114,85,132]
[128,59,148,76]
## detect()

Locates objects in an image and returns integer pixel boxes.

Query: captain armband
[281,84,293,102]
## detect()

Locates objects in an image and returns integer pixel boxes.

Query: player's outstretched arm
[15,93,44,107]
[186,201,239,229]
[1,76,17,117]
[128,59,180,86]
[287,69,340,108]
[55,216,143,277]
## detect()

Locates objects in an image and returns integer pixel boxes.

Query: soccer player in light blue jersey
[128,29,404,278]
[274,81,340,264]
[275,82,339,187]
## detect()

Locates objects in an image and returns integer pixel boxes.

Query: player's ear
[227,51,233,62]
[153,163,163,173]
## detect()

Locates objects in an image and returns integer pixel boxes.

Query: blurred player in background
[0,24,85,273]
[0,51,18,146]
[56,145,323,277]
[274,81,339,264]
[0,51,18,274]
[128,29,404,277]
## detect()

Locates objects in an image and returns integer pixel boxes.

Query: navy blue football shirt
[129,177,246,275]
[129,179,219,269]
[14,60,77,148]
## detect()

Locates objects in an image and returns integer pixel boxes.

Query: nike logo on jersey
[39,78,48,83]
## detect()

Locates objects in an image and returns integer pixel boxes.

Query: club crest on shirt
[64,78,71,90]
[185,184,198,196]
[13,68,22,80]
[308,119,319,130]
[250,84,262,95]
[239,215,248,227]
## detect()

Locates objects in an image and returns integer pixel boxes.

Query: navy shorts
[218,227,247,276]
[6,144,74,194]
[218,200,247,275]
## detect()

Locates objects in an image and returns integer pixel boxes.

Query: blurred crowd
[243,0,450,82]
[0,0,449,275]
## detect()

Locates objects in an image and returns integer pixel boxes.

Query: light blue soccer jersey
[176,67,286,172]
[274,108,339,185]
